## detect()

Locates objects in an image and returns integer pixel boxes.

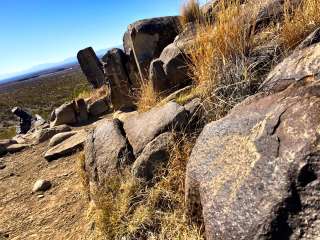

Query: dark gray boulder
[186,74,320,239]
[132,132,175,181]
[123,102,188,156]
[102,48,134,110]
[84,119,134,190]
[77,47,105,89]
[123,16,180,81]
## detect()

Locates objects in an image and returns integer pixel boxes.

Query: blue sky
[0,0,206,79]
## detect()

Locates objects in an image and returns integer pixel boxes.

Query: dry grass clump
[90,134,203,239]
[180,0,203,27]
[187,0,275,121]
[281,0,320,50]
[136,81,161,112]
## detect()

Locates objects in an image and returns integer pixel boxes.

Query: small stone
[32,179,52,192]
[0,164,6,170]
[37,194,44,199]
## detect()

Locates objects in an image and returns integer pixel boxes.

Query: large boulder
[102,48,134,110]
[50,102,77,127]
[132,132,175,181]
[186,46,320,239]
[149,27,194,93]
[44,130,87,161]
[123,102,188,156]
[84,119,134,191]
[259,43,320,92]
[77,47,105,89]
[123,16,180,81]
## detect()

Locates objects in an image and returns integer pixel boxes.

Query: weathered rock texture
[260,42,320,92]
[84,119,133,190]
[132,132,175,180]
[48,131,77,147]
[33,125,71,144]
[50,102,77,127]
[102,48,134,109]
[124,16,180,81]
[186,44,320,240]
[123,102,188,156]
[45,130,87,161]
[77,47,105,89]
[87,97,110,117]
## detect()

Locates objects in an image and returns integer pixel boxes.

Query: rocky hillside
[1,0,320,239]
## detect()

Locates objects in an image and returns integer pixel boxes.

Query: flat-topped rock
[44,130,87,161]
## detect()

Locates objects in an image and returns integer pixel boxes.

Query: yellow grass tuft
[281,0,320,50]
[180,0,203,27]
[136,81,161,112]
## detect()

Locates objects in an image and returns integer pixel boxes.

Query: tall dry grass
[136,81,161,112]
[187,0,278,121]
[90,133,203,239]
[180,0,203,27]
[281,0,320,50]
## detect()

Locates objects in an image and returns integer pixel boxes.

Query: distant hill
[0,47,120,84]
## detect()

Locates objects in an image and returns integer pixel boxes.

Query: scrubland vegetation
[86,0,320,239]
[0,69,90,139]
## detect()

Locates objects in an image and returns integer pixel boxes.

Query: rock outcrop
[123,102,188,156]
[77,47,105,89]
[123,16,180,81]
[102,48,134,109]
[186,43,320,240]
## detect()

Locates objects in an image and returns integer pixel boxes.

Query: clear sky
[0,0,206,79]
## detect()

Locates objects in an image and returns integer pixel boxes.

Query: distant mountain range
[0,47,117,84]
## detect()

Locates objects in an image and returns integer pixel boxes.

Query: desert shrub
[281,0,320,50]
